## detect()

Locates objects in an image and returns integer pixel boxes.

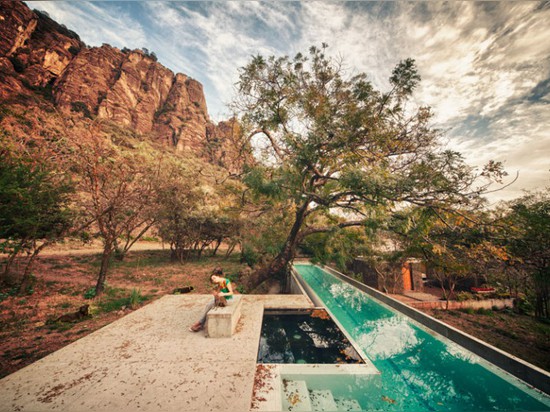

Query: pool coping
[296,262,550,397]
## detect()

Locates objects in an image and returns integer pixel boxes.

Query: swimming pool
[258,309,364,364]
[293,263,550,411]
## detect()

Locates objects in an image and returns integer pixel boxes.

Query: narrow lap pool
[293,263,550,411]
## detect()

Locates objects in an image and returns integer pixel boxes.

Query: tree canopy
[234,45,505,287]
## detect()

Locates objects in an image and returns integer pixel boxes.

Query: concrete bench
[206,295,242,338]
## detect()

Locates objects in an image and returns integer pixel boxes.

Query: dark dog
[56,304,90,323]
[214,295,227,307]
[173,286,194,294]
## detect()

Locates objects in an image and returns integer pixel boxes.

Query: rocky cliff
[0,1,246,171]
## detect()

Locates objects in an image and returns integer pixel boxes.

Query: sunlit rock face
[54,44,126,116]
[0,1,250,172]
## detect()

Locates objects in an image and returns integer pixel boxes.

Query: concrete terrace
[0,294,313,412]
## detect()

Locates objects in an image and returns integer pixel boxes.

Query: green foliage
[128,288,144,309]
[504,190,550,318]
[83,287,96,299]
[300,228,370,271]
[456,292,475,302]
[0,154,73,242]
[96,287,149,313]
[0,288,18,302]
[241,247,259,267]
[0,145,74,286]
[476,307,494,316]
[515,295,534,316]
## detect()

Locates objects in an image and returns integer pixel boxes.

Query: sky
[26,1,550,204]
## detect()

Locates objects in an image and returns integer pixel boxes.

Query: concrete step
[309,389,338,411]
[334,397,362,411]
[282,379,313,411]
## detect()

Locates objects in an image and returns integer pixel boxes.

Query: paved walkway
[0,294,313,412]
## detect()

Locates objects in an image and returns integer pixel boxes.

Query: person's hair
[211,267,223,276]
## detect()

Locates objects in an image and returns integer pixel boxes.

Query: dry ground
[0,242,248,379]
[423,307,550,371]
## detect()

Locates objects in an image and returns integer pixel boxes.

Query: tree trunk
[1,251,18,281]
[248,201,309,289]
[95,241,114,295]
[18,241,49,294]
[212,237,222,256]
[225,242,236,258]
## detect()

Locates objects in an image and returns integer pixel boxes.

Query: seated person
[189,267,233,332]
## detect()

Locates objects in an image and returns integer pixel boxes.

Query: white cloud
[26,1,147,49]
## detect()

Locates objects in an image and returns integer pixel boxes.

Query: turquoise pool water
[295,264,550,411]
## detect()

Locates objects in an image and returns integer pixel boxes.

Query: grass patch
[50,262,72,270]
[56,302,72,309]
[95,287,150,313]
[476,308,494,316]
[46,322,74,332]
[446,310,461,317]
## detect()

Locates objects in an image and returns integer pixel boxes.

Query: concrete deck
[0,294,313,412]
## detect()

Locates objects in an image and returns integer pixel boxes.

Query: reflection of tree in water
[259,318,295,363]
[258,313,362,364]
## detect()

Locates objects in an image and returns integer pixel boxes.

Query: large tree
[235,45,505,287]
[70,122,163,295]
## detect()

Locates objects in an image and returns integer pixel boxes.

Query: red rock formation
[154,73,210,151]
[54,45,126,115]
[0,0,249,172]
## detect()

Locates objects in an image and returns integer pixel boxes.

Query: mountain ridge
[0,0,245,173]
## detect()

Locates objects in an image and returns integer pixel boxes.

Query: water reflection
[296,264,550,411]
[355,317,420,360]
[257,311,363,364]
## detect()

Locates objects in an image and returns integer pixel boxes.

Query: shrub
[68,45,80,55]
[476,307,494,316]
[456,292,474,302]
[241,247,259,267]
[84,287,96,299]
[515,295,534,315]
[128,288,143,309]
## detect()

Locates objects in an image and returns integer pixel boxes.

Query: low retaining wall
[310,264,550,396]
[409,298,514,311]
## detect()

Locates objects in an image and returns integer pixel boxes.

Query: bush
[68,45,80,55]
[456,292,474,302]
[241,247,259,267]
[84,287,96,299]
[515,295,534,315]
[128,288,143,309]
[476,307,494,316]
